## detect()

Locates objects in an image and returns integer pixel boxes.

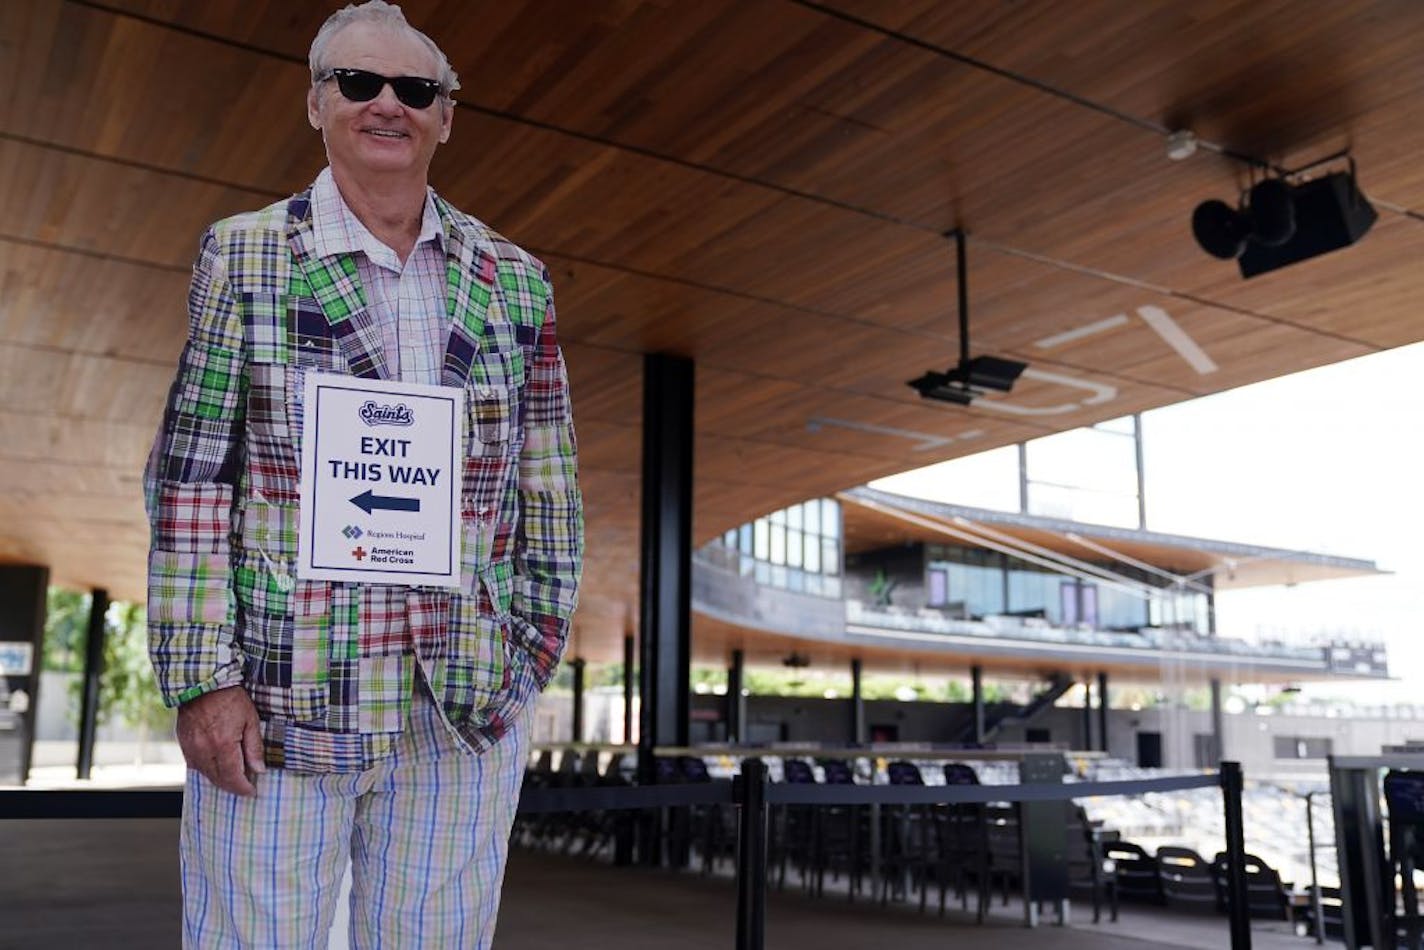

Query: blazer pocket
[467,345,524,447]
[469,381,514,446]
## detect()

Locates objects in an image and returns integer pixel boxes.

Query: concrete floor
[0,821,1309,949]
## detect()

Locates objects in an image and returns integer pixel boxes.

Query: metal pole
[971,664,986,744]
[570,657,585,743]
[1081,679,1094,751]
[1306,790,1325,945]
[76,588,109,781]
[850,658,864,745]
[622,633,635,745]
[1210,678,1225,763]
[727,650,745,744]
[1221,761,1252,949]
[1017,442,1030,514]
[735,757,768,950]
[1097,671,1109,756]
[1133,412,1147,530]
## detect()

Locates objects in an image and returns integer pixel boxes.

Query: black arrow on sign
[349,490,421,514]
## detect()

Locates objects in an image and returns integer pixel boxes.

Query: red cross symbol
[351,546,367,561]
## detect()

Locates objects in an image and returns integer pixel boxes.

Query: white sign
[0,641,33,676]
[297,373,463,587]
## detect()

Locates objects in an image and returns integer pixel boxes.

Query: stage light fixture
[1191,154,1376,278]
[907,230,1028,407]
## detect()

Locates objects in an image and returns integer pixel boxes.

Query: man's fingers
[212,739,258,797]
[241,712,267,776]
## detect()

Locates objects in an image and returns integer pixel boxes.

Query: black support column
[76,588,109,780]
[1097,671,1110,756]
[0,565,49,785]
[849,658,865,745]
[1081,679,1094,751]
[971,664,986,745]
[570,657,586,744]
[638,354,694,865]
[726,650,745,743]
[622,633,635,745]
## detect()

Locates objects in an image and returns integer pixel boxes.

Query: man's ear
[307,87,322,131]
[438,100,453,144]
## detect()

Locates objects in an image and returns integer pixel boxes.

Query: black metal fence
[1,761,1253,949]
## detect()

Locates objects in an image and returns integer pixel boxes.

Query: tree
[46,589,173,763]
[42,588,91,673]
[98,601,173,760]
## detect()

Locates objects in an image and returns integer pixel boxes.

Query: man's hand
[176,686,266,797]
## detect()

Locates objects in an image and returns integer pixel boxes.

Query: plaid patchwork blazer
[146,182,583,772]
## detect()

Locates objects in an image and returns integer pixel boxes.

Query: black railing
[1,762,1251,949]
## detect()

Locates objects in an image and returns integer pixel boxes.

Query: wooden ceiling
[3,1,1423,667]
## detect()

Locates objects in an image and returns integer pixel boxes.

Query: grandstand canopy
[4,1,1423,665]
[841,488,1385,591]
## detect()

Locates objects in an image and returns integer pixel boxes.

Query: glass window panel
[1081,584,1099,627]
[739,524,753,555]
[770,508,785,525]
[770,564,787,589]
[1025,426,1139,495]
[787,570,805,593]
[824,576,842,599]
[804,532,821,573]
[1008,567,1055,618]
[928,568,948,606]
[769,523,785,565]
[787,504,803,531]
[724,529,736,548]
[805,574,823,597]
[822,501,840,539]
[822,538,840,575]
[786,528,803,568]
[803,500,821,535]
[754,519,769,560]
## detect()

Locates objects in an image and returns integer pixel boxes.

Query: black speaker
[1238,172,1377,278]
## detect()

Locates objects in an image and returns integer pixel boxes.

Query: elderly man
[144,2,582,945]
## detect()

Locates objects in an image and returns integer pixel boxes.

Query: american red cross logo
[351,546,367,561]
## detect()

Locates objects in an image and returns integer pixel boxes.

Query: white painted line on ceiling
[1033,313,1130,349]
[971,368,1117,416]
[1136,305,1219,375]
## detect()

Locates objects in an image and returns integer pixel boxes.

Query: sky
[872,340,1424,703]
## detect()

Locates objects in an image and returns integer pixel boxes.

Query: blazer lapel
[286,193,389,381]
[437,198,497,388]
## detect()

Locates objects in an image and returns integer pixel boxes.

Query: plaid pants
[179,680,532,949]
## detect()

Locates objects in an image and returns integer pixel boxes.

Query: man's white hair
[309,0,461,97]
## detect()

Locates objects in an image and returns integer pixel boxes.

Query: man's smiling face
[307,22,452,183]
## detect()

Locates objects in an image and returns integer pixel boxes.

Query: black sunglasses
[318,68,443,110]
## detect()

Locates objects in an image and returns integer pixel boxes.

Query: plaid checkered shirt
[144,170,583,772]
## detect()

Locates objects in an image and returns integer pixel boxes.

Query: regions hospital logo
[342,524,363,540]
[359,400,414,427]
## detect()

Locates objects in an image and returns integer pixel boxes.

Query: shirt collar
[309,166,444,272]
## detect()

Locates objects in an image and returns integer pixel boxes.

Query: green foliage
[46,589,172,734]
[42,588,91,673]
[867,568,898,607]
[98,601,172,735]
